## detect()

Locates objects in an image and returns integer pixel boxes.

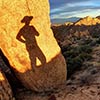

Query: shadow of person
[16,16,46,71]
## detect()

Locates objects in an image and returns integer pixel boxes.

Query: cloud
[49,0,100,20]
[49,0,90,9]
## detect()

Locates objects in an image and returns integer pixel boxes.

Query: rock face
[0,0,66,92]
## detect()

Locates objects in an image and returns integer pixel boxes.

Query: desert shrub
[63,50,78,58]
[67,56,83,78]
[67,53,92,78]
[61,45,73,53]
[81,39,92,45]
[96,37,100,44]
[64,44,93,78]
[91,26,100,38]
[78,53,92,61]
[68,56,83,68]
[63,45,92,61]
[92,34,99,38]
[76,45,92,53]
[89,40,97,46]
[85,39,92,44]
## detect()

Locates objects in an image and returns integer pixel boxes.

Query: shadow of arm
[16,31,25,43]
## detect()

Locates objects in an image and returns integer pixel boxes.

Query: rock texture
[0,0,66,92]
[0,71,14,100]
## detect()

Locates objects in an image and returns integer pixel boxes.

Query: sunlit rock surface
[0,0,66,92]
[75,16,100,26]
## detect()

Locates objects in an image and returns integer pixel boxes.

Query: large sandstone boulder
[0,0,66,92]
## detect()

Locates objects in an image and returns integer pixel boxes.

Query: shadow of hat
[21,16,33,23]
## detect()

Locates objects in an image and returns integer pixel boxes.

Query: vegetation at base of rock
[63,45,92,57]
[62,42,93,78]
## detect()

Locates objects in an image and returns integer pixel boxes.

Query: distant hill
[51,16,100,47]
[51,17,80,24]
[75,16,100,25]
[96,15,100,19]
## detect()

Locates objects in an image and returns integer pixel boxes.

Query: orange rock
[0,0,66,92]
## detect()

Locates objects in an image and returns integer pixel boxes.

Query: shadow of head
[21,16,33,24]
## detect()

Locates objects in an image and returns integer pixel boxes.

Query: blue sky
[49,0,100,20]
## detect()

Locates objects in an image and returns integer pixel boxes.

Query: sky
[49,0,100,21]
